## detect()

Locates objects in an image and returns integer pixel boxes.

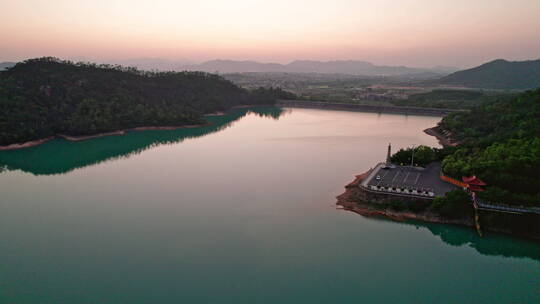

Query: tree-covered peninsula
[437,89,540,206]
[394,89,540,207]
[0,57,295,146]
[339,88,540,239]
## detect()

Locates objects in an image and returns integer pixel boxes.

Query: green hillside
[439,89,540,206]
[438,59,540,90]
[391,89,515,109]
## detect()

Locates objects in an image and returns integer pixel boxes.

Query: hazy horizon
[1,0,540,68]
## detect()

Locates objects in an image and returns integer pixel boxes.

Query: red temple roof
[468,185,485,192]
[462,175,487,186]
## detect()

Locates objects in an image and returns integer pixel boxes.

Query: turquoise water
[1,107,539,303]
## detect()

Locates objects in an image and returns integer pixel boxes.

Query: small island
[338,89,540,240]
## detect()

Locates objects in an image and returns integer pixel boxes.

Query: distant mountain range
[4,57,540,90]
[103,58,194,71]
[180,59,457,76]
[1,59,457,76]
[438,59,540,89]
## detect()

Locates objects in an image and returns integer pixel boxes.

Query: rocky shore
[0,123,210,150]
[0,104,274,151]
[0,137,55,151]
[57,131,126,142]
[423,126,459,147]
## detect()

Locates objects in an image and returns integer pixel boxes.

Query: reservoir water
[1,107,539,303]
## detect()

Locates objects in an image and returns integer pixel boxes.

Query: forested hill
[437,59,540,90]
[438,89,540,206]
[0,57,294,146]
[439,89,540,147]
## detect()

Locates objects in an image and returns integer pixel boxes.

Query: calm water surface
[1,108,539,303]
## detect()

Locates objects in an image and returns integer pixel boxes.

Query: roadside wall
[440,173,469,188]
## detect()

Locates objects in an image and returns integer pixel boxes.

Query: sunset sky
[1,0,539,67]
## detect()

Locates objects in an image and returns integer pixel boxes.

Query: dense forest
[414,89,540,207]
[0,57,295,146]
[390,145,442,167]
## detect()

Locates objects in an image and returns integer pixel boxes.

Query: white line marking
[392,171,400,183]
[403,172,410,184]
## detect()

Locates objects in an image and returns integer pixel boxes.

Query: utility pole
[410,145,415,167]
[386,143,392,166]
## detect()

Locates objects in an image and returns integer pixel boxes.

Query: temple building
[462,176,487,192]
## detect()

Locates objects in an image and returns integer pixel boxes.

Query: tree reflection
[341,207,540,262]
[421,221,540,261]
[0,107,286,176]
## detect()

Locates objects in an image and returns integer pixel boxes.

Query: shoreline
[0,104,275,151]
[0,123,210,151]
[0,137,56,151]
[57,131,126,142]
[205,111,226,116]
[337,200,473,227]
[423,126,458,147]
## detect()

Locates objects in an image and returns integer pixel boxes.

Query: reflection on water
[339,201,540,262]
[1,107,539,303]
[0,107,287,175]
[425,223,540,261]
[367,216,540,262]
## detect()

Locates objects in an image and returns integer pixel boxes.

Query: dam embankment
[277,99,466,116]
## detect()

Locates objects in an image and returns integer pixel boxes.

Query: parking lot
[365,162,457,197]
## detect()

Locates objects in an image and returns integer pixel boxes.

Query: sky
[1,0,540,68]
